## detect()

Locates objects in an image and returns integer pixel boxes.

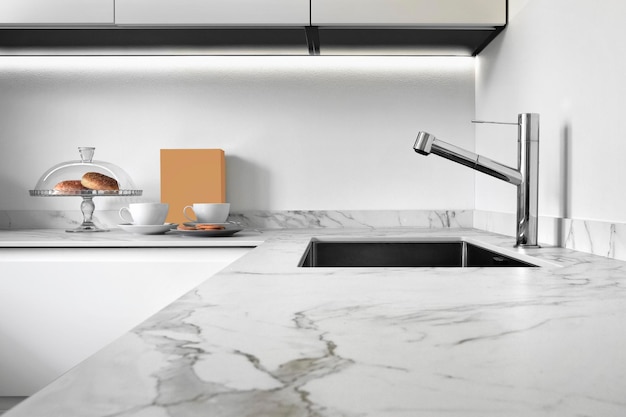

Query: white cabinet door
[0,247,249,396]
[0,0,113,25]
[115,0,310,26]
[312,0,506,26]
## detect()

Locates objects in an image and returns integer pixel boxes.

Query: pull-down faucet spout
[413,113,540,248]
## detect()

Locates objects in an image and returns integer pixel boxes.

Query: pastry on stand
[30,147,142,232]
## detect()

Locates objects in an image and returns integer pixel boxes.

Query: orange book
[160,149,226,224]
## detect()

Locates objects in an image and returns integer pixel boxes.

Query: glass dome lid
[30,147,141,196]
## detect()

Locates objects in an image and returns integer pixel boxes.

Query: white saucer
[118,223,177,235]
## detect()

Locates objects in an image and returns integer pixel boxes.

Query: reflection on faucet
[413,113,540,248]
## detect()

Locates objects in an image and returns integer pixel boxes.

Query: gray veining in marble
[6,209,626,263]
[4,227,626,417]
[474,210,626,262]
[0,209,473,232]
[229,210,472,230]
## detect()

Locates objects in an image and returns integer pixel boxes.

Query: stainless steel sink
[298,238,539,268]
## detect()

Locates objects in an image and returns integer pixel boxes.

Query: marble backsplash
[473,210,626,263]
[2,208,626,262]
[0,209,472,232]
[229,210,471,230]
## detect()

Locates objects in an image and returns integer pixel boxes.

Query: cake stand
[29,147,143,233]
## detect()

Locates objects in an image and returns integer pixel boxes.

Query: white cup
[183,203,230,223]
[119,203,169,225]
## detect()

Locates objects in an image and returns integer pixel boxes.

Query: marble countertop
[4,227,626,417]
[0,227,266,247]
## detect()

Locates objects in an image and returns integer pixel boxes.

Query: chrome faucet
[413,113,540,248]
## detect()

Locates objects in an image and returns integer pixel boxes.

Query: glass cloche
[30,147,142,232]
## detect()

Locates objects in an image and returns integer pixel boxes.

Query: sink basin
[298,238,538,268]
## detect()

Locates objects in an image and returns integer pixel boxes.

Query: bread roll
[53,180,87,192]
[81,172,119,191]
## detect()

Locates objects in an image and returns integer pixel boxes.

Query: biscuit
[177,224,197,231]
[195,224,225,230]
[177,223,225,231]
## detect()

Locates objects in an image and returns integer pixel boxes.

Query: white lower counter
[0,247,250,396]
[4,228,626,417]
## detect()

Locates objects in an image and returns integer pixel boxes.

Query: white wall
[476,0,626,224]
[0,56,475,213]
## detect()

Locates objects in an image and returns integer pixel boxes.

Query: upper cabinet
[0,0,507,55]
[115,0,310,26]
[308,0,507,55]
[0,0,113,25]
[311,0,506,26]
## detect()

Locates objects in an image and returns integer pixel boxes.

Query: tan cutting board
[160,149,226,224]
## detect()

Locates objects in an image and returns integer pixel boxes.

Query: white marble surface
[0,209,473,231]
[230,210,472,229]
[7,208,626,263]
[474,210,626,262]
[4,227,626,417]
[0,228,265,248]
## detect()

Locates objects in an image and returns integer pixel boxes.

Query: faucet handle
[471,120,518,126]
